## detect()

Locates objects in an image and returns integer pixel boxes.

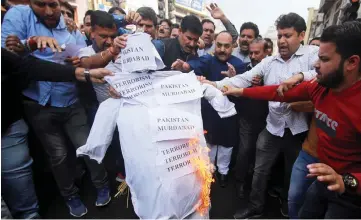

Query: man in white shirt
[202,13,319,219]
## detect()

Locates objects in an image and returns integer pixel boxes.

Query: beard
[317,60,345,89]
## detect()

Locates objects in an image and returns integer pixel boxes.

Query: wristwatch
[342,173,358,192]
[84,69,91,83]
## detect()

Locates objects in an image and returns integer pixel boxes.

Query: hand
[221,85,244,97]
[65,56,80,67]
[32,36,62,52]
[276,73,304,97]
[171,59,190,71]
[75,68,113,83]
[197,76,216,87]
[206,3,226,20]
[125,11,142,25]
[307,163,345,193]
[5,35,26,53]
[221,62,236,77]
[197,38,205,50]
[89,68,114,83]
[65,17,78,33]
[109,86,121,99]
[113,35,128,50]
[251,75,263,87]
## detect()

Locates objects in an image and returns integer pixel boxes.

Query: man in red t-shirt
[218,21,361,218]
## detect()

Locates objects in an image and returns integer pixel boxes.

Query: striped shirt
[216,45,319,137]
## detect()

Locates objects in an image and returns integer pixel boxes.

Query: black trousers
[23,100,108,198]
[299,180,361,218]
[235,117,265,184]
[249,128,306,212]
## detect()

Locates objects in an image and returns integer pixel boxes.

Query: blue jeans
[1,119,39,219]
[288,149,319,219]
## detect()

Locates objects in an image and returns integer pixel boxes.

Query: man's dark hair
[309,37,320,45]
[201,19,215,30]
[159,19,172,28]
[171,23,179,30]
[321,21,361,70]
[180,15,203,36]
[136,7,157,26]
[240,22,259,38]
[83,10,93,23]
[108,6,126,15]
[215,30,232,41]
[91,10,116,29]
[60,1,74,19]
[264,37,273,47]
[275,12,306,34]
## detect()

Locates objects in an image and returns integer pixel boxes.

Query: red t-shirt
[243,80,361,194]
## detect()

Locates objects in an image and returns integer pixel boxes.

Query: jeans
[249,128,306,212]
[23,100,108,198]
[288,149,319,219]
[299,180,361,218]
[1,119,39,219]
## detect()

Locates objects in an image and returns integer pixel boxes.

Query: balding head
[215,31,233,62]
[249,38,268,66]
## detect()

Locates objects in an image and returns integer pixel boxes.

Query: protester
[108,6,126,16]
[200,12,319,218]
[172,31,246,187]
[1,48,112,219]
[264,37,274,55]
[234,37,269,199]
[1,1,110,217]
[170,23,180,38]
[232,22,259,63]
[83,10,93,46]
[309,37,320,46]
[157,19,172,39]
[222,20,361,219]
[198,3,238,56]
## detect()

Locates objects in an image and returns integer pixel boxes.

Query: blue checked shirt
[1,5,87,107]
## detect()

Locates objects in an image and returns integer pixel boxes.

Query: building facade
[307,0,360,43]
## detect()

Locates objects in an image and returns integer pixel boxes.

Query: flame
[188,130,214,216]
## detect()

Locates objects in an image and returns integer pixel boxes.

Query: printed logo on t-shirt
[314,108,338,137]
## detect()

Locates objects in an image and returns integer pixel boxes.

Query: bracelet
[26,36,36,51]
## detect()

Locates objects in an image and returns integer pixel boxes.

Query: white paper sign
[105,73,154,99]
[52,44,83,64]
[116,33,156,72]
[156,139,204,180]
[149,107,203,142]
[154,72,203,105]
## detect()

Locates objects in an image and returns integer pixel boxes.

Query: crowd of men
[1,0,360,219]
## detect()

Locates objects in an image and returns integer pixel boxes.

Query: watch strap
[84,69,91,83]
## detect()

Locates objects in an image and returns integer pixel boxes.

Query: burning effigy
[76,33,236,219]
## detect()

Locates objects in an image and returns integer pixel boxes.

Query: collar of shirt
[273,45,308,63]
[32,11,67,31]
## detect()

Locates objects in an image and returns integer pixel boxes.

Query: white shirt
[217,45,319,137]
[197,43,215,56]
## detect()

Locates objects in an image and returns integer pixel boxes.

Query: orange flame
[188,130,214,216]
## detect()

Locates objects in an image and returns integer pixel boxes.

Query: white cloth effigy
[76,33,236,219]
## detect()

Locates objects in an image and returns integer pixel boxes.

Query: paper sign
[52,44,83,64]
[149,107,203,142]
[105,73,154,99]
[154,72,203,105]
[156,138,208,180]
[116,33,157,72]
